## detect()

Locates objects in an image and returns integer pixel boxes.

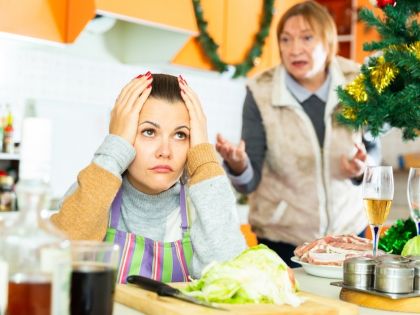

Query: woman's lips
[291,61,307,68]
[150,165,173,173]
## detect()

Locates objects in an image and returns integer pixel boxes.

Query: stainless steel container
[407,255,420,263]
[415,262,420,291]
[374,262,415,293]
[343,257,375,289]
[375,254,411,264]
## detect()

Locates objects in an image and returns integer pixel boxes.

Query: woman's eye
[175,132,188,140]
[142,129,155,137]
[280,37,289,43]
[303,35,313,41]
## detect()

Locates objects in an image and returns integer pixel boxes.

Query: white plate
[291,256,343,279]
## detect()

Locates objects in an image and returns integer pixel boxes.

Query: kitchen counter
[113,268,418,315]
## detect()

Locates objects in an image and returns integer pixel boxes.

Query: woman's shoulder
[248,65,278,85]
[334,56,361,77]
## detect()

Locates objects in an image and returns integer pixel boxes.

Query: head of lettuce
[401,235,420,257]
[182,244,302,307]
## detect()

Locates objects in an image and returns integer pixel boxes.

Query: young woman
[216,1,381,267]
[52,73,246,282]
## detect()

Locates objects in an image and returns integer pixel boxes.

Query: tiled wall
[0,37,246,198]
[0,34,418,209]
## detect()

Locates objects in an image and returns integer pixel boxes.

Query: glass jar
[0,175,16,211]
[0,118,71,315]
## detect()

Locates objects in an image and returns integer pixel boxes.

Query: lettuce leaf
[401,235,420,256]
[182,244,302,307]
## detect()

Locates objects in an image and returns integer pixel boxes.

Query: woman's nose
[291,38,303,55]
[156,139,171,158]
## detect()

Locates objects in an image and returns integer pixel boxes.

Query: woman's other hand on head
[109,72,153,145]
[340,143,367,179]
[215,134,248,175]
[178,75,208,147]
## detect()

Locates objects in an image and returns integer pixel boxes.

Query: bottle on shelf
[3,105,14,154]
[0,118,71,315]
[0,103,4,153]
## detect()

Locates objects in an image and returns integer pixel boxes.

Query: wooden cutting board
[340,288,420,313]
[115,284,359,315]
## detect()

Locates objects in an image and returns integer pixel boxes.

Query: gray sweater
[63,135,247,278]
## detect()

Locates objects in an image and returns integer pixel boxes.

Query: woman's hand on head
[341,143,367,179]
[178,76,208,147]
[215,133,248,175]
[109,73,153,145]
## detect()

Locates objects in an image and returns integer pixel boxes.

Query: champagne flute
[362,166,394,257]
[407,167,420,235]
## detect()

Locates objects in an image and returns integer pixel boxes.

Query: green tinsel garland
[192,0,274,78]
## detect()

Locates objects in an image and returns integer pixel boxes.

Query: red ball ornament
[376,0,396,8]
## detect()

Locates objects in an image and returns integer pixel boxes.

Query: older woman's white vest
[247,56,368,246]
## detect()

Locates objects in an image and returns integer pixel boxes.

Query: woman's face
[127,97,190,195]
[279,15,328,85]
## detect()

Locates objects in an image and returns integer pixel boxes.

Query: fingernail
[147,83,152,89]
[180,75,187,84]
[136,74,143,79]
[146,71,151,76]
[147,76,153,80]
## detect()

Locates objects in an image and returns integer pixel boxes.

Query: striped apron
[104,184,193,284]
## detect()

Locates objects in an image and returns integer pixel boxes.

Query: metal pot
[374,262,415,294]
[343,257,375,289]
[414,262,420,291]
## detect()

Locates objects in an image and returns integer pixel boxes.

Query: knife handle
[126,275,180,297]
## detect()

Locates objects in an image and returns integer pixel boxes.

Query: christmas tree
[337,0,420,140]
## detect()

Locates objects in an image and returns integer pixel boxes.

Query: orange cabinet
[95,0,198,34]
[172,0,303,77]
[0,0,95,43]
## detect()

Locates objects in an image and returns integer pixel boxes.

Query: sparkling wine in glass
[407,167,420,235]
[362,166,394,257]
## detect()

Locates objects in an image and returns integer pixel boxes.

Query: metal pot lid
[375,263,415,277]
[375,254,411,264]
[406,255,420,263]
[344,257,375,273]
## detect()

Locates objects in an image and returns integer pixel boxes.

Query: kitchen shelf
[0,153,20,160]
[338,34,354,42]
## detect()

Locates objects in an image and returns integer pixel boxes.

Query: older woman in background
[216,0,380,267]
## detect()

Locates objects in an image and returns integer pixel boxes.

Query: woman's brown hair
[150,73,183,103]
[277,0,338,65]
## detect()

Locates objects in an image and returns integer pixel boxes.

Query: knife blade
[126,275,228,311]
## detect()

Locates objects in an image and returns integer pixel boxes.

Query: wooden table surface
[113,268,419,315]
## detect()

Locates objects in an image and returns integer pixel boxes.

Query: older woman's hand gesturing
[215,134,248,176]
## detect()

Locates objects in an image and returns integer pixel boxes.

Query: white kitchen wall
[0,18,418,204]
[0,28,246,199]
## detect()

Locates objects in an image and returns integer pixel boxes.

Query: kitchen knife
[126,275,228,311]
